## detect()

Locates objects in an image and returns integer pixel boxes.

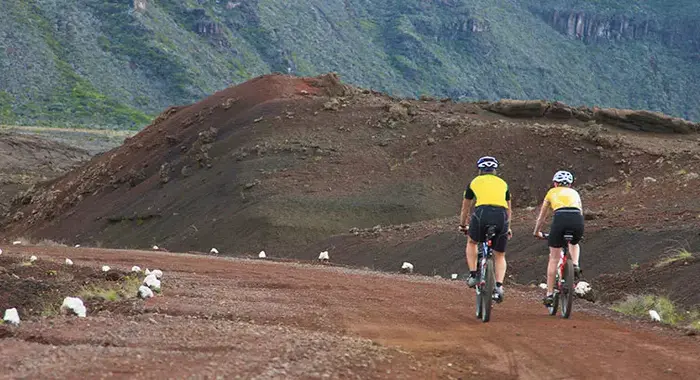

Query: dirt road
[1,246,698,379]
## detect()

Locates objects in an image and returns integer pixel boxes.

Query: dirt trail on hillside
[5,73,698,259]
[1,246,697,379]
[0,133,90,217]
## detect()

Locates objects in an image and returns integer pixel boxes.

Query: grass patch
[78,275,142,302]
[36,239,68,247]
[612,294,700,329]
[656,248,693,267]
[40,302,62,318]
[11,237,33,246]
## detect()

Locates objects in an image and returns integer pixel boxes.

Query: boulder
[484,99,549,117]
[593,108,699,134]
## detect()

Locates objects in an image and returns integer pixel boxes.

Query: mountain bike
[474,225,499,323]
[537,231,575,318]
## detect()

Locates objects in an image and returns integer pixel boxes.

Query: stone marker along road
[1,246,698,379]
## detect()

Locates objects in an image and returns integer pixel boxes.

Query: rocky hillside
[2,72,699,310]
[2,0,700,128]
[3,73,698,254]
[0,132,90,217]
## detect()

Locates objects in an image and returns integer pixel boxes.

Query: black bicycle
[474,225,499,323]
[538,231,575,318]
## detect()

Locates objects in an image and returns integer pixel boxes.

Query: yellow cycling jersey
[545,186,582,211]
[464,174,510,208]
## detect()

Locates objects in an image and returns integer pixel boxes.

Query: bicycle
[537,231,575,318]
[473,225,500,323]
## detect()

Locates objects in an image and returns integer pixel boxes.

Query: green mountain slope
[1,0,699,128]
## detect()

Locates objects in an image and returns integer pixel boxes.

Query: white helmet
[552,170,574,185]
[476,156,499,170]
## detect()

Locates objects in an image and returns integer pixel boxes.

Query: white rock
[138,285,154,299]
[29,255,37,262]
[74,244,81,248]
[258,250,267,258]
[144,274,161,293]
[12,241,22,245]
[151,269,163,279]
[574,281,592,296]
[318,251,330,260]
[643,177,657,184]
[401,262,414,272]
[101,265,110,272]
[131,266,142,273]
[61,297,86,318]
[152,245,159,250]
[649,309,661,322]
[65,258,74,266]
[3,308,20,325]
[450,273,459,280]
[538,283,548,290]
[210,248,219,254]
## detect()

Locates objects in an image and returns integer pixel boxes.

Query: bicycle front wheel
[561,255,574,318]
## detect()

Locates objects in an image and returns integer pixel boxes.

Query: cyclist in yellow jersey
[459,156,512,302]
[533,170,584,307]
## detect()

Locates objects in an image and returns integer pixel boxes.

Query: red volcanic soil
[2,73,699,312]
[0,246,698,379]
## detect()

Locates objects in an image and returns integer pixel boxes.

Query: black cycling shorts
[548,208,584,248]
[468,205,509,252]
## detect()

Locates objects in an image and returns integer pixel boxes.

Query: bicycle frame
[540,232,574,293]
[554,241,570,293]
[541,231,576,318]
[478,239,493,287]
[476,226,497,294]
[474,225,498,322]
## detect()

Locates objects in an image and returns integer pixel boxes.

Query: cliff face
[1,0,699,128]
[536,8,700,50]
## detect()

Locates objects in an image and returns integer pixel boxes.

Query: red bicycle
[537,231,575,318]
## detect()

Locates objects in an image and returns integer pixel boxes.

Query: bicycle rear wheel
[561,255,574,318]
[475,248,483,319]
[481,257,495,322]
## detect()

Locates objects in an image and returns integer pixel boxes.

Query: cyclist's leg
[494,251,506,283]
[546,246,561,296]
[546,214,566,296]
[568,212,585,275]
[492,208,508,285]
[569,244,580,266]
[466,208,484,286]
[466,235,478,271]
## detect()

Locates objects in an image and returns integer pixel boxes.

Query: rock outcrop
[482,99,699,134]
[534,8,700,50]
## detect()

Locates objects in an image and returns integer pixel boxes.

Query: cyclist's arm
[505,187,512,224]
[460,198,474,226]
[461,186,476,226]
[506,199,512,224]
[533,199,550,235]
